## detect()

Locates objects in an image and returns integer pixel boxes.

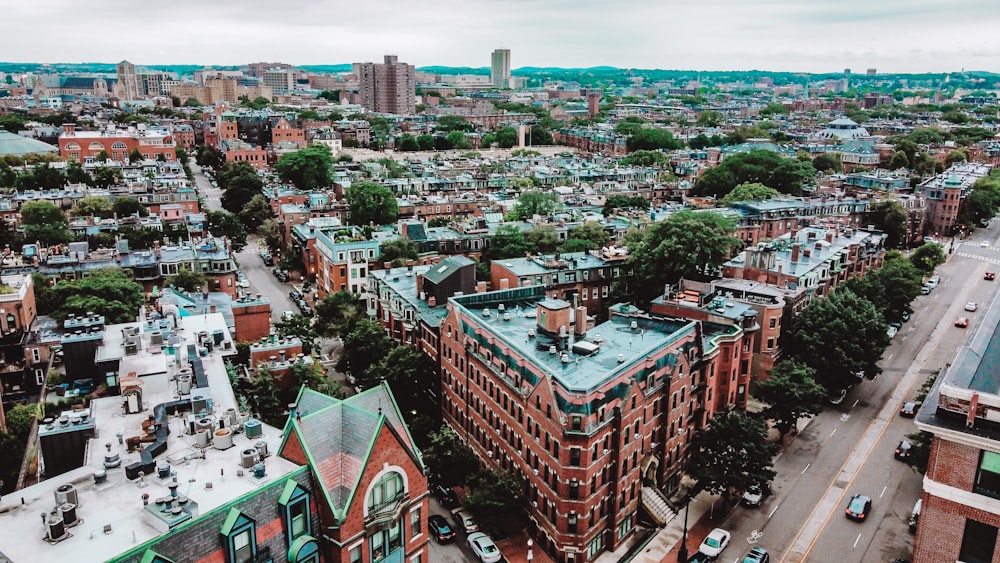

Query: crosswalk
[954,251,1000,265]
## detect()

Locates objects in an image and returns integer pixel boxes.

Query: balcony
[365,491,408,530]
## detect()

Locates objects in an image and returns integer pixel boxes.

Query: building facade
[491,49,511,88]
[357,56,416,115]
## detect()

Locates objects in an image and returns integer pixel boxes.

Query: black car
[899,402,919,418]
[432,484,459,508]
[299,303,314,317]
[289,289,303,301]
[895,440,913,460]
[845,494,872,521]
[274,269,290,282]
[260,252,274,266]
[686,552,713,563]
[428,514,456,544]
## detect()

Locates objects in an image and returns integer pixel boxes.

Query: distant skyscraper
[491,48,511,88]
[116,60,139,101]
[356,55,416,115]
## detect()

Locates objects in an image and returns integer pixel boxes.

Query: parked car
[920,284,931,295]
[899,401,919,418]
[908,498,922,533]
[742,547,770,563]
[955,317,970,328]
[260,252,274,266]
[901,311,911,321]
[431,484,458,508]
[845,494,872,521]
[274,269,289,282]
[289,289,303,301]
[467,532,502,562]
[427,514,456,544]
[281,311,294,321]
[927,275,940,287]
[297,300,313,317]
[686,553,713,563]
[981,240,990,248]
[986,272,996,281]
[966,302,978,312]
[451,507,478,534]
[889,320,903,330]
[697,528,731,559]
[741,483,765,507]
[72,378,95,395]
[895,440,913,460]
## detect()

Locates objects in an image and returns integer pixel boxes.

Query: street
[711,227,1000,563]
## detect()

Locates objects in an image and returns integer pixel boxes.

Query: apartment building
[357,55,416,115]
[920,162,993,237]
[490,249,626,312]
[59,123,177,164]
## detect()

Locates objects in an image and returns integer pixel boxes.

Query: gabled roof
[280,384,424,522]
[423,255,474,284]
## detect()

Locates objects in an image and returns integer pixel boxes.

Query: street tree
[416,134,435,151]
[50,268,144,323]
[693,150,815,199]
[466,470,526,532]
[509,190,561,220]
[524,225,560,254]
[72,196,113,219]
[238,194,273,231]
[0,161,15,187]
[256,219,283,254]
[486,225,532,260]
[625,211,740,303]
[206,210,248,251]
[20,200,70,246]
[785,287,890,391]
[866,200,910,248]
[845,255,923,322]
[217,162,264,213]
[755,360,826,440]
[435,115,473,132]
[166,267,208,293]
[336,319,393,377]
[422,426,481,488]
[16,163,66,190]
[720,182,781,205]
[275,145,333,191]
[113,196,148,218]
[379,238,419,265]
[687,411,779,504]
[909,242,946,275]
[959,172,1000,224]
[445,131,472,150]
[65,161,91,185]
[346,181,398,226]
[273,314,320,355]
[364,345,436,416]
[811,153,843,173]
[314,290,366,337]
[129,148,143,163]
[482,127,517,149]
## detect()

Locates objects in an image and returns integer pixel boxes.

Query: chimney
[63,123,75,135]
[210,305,217,313]
[791,243,800,262]
[826,231,834,243]
[383,262,392,269]
[427,295,437,307]
[476,281,487,293]
[498,278,510,290]
[279,351,286,363]
[575,306,588,335]
[153,240,160,257]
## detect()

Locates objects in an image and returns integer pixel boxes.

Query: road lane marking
[880,485,887,498]
[852,399,859,408]
[887,353,894,360]
[801,463,810,474]
[902,335,907,341]
[830,428,838,437]
[768,504,780,519]
[853,533,861,548]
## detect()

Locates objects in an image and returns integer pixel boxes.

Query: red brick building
[59,123,177,163]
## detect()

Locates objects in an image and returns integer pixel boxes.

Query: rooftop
[0,130,59,156]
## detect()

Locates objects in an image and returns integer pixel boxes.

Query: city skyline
[2,0,999,74]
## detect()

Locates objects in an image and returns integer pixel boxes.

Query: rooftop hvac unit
[150,332,164,346]
[177,374,192,395]
[244,419,263,439]
[54,484,79,507]
[241,449,258,468]
[214,428,233,450]
[254,440,269,459]
[59,503,80,527]
[44,515,68,543]
[124,340,138,356]
[195,429,211,448]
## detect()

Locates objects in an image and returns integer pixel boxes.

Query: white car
[981,240,990,248]
[698,527,731,559]
[966,302,978,312]
[467,532,502,563]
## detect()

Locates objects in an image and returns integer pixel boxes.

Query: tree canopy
[866,200,910,248]
[602,195,650,216]
[626,127,683,151]
[687,411,779,503]
[274,145,333,190]
[909,242,945,275]
[313,290,366,337]
[20,200,70,246]
[336,319,394,377]
[693,150,815,199]
[811,153,843,174]
[755,360,825,439]
[206,210,248,251]
[48,268,145,323]
[346,182,398,226]
[619,150,670,168]
[508,190,561,220]
[379,238,419,265]
[844,254,923,322]
[486,225,532,260]
[217,162,263,213]
[720,182,781,205]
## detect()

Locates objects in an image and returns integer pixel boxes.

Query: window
[960,519,998,563]
[278,480,311,542]
[410,507,422,539]
[976,450,1000,500]
[368,471,404,510]
[221,508,257,563]
[570,447,582,467]
[349,543,363,563]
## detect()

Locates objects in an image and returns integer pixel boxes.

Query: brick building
[920,163,992,237]
[0,274,38,427]
[59,123,177,163]
[913,290,1000,561]
[490,250,627,313]
[357,55,416,116]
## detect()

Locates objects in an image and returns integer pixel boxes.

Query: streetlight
[527,539,533,562]
[677,495,691,563]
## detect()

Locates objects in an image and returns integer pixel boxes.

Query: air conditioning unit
[54,484,79,507]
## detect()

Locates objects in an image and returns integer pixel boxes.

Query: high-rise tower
[491,48,511,89]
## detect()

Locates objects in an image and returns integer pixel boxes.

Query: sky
[3,0,999,73]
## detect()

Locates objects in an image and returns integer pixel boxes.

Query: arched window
[64,142,80,150]
[88,142,105,151]
[367,471,404,510]
[112,141,127,150]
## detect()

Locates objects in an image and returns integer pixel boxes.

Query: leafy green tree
[274,145,333,190]
[524,225,560,254]
[759,102,789,116]
[509,190,561,220]
[619,150,669,168]
[845,255,923,322]
[627,127,682,151]
[602,195,650,216]
[196,144,222,169]
[812,153,843,173]
[248,364,284,427]
[0,161,15,187]
[314,290,366,337]
[945,148,970,167]
[113,196,148,218]
[696,111,722,127]
[0,217,21,251]
[886,151,910,170]
[416,134,435,151]
[445,131,472,150]
[487,225,532,260]
[183,97,202,107]
[625,211,740,303]
[867,200,910,248]
[20,200,70,246]
[346,182,398,226]
[65,161,91,185]
[257,219,283,254]
[16,163,66,190]
[363,345,436,415]
[274,314,320,355]
[785,288,890,391]
[721,182,781,205]
[91,166,122,189]
[695,150,816,199]
[0,430,25,495]
[379,238,419,265]
[5,404,38,440]
[217,162,263,213]
[396,134,419,152]
[0,113,27,133]
[466,469,526,532]
[528,125,553,146]
[687,411,779,504]
[241,96,271,110]
[72,196,113,219]
[238,194,273,231]
[755,360,825,439]
[50,268,144,323]
[564,222,610,250]
[909,242,945,275]
[206,210,248,251]
[337,319,393,377]
[482,127,518,149]
[166,267,208,293]
[128,148,143,163]
[435,115,474,132]
[422,426,482,488]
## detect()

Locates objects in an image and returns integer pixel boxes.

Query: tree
[238,194,273,231]
[396,134,419,152]
[364,345,436,415]
[166,267,208,293]
[445,131,471,150]
[625,211,740,303]
[422,426,481,488]
[346,182,398,226]
[17,163,65,190]
[960,173,1000,224]
[274,145,333,190]
[886,151,910,170]
[435,115,474,132]
[812,153,843,174]
[416,134,435,151]
[196,145,222,169]
[602,195,650,216]
[845,255,923,322]
[128,148,143,163]
[785,288,890,391]
[336,319,393,377]
[6,403,38,441]
[482,127,517,149]
[867,200,910,248]
[65,160,91,185]
[183,97,202,107]
[247,365,285,427]
[755,360,825,439]
[759,102,789,116]
[524,225,560,254]
[693,150,815,199]
[217,162,263,213]
[687,411,779,504]
[696,111,722,127]
[113,196,149,218]
[206,210,248,251]
[720,182,781,205]
[72,195,113,219]
[486,225,532,260]
[509,190,561,220]
[50,268,145,323]
[909,242,945,275]
[314,290,366,337]
[273,314,320,355]
[0,161,15,187]
[465,469,526,532]
[564,222,610,250]
[257,219,283,254]
[619,150,669,168]
[627,127,682,151]
[91,166,122,189]
[945,148,970,167]
[379,238,419,265]
[20,200,70,246]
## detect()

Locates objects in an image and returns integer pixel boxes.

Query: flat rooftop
[452,287,694,394]
[0,314,299,563]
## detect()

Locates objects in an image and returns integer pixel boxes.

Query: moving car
[899,401,919,418]
[955,317,970,328]
[451,507,478,534]
[845,494,872,521]
[895,439,913,460]
[986,272,996,281]
[741,484,764,507]
[966,302,978,312]
[467,532,502,563]
[431,484,458,508]
[742,547,770,563]
[427,514,456,544]
[698,528,731,559]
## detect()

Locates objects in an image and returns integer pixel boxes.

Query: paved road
[712,228,1000,563]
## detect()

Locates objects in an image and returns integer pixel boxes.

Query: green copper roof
[0,130,58,157]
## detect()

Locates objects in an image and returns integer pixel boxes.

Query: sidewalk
[496,530,556,563]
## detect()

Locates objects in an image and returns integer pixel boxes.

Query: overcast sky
[3,0,999,73]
